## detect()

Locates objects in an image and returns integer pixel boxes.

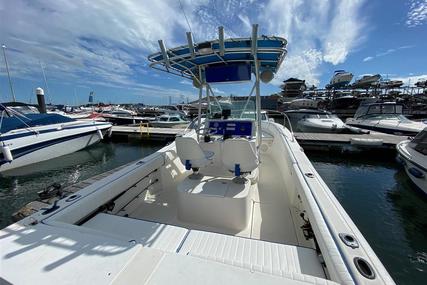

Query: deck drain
[305,173,314,178]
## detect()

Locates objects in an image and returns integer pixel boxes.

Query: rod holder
[186,32,195,58]
[218,26,225,56]
[158,40,170,67]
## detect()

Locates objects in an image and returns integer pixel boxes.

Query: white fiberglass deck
[76,151,327,281]
[82,213,325,279]
[123,154,313,248]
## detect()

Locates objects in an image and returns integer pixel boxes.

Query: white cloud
[273,49,323,86]
[211,87,225,95]
[322,0,365,65]
[0,0,368,96]
[260,0,366,86]
[362,45,414,62]
[406,0,427,27]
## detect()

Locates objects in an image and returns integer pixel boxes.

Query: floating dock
[294,131,407,152]
[110,125,188,141]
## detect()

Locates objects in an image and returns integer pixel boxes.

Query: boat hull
[346,119,425,136]
[397,141,427,194]
[329,73,353,89]
[149,122,189,128]
[298,120,346,133]
[0,122,111,173]
[103,116,153,125]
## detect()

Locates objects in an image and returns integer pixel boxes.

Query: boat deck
[119,154,314,249]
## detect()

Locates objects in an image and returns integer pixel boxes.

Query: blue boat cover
[148,36,287,81]
[0,113,75,134]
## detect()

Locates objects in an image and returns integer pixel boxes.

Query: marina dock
[294,131,407,152]
[110,125,188,141]
[111,125,407,152]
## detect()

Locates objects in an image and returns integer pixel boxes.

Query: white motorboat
[285,109,347,133]
[415,79,427,88]
[102,109,154,125]
[327,70,353,89]
[0,104,112,174]
[149,114,190,128]
[376,80,403,89]
[351,74,381,89]
[346,102,426,136]
[283,98,318,109]
[0,26,394,285]
[397,128,427,194]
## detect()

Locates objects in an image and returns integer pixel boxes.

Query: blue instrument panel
[208,120,253,137]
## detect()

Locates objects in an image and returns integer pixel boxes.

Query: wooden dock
[110,125,188,141]
[294,131,408,152]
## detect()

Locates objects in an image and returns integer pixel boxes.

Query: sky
[0,0,426,105]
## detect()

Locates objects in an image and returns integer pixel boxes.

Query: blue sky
[0,0,426,105]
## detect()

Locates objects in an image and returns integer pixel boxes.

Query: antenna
[2,44,16,102]
[39,60,52,104]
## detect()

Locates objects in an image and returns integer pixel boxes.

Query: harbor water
[0,141,426,284]
[308,151,427,284]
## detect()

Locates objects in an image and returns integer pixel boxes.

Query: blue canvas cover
[0,113,75,134]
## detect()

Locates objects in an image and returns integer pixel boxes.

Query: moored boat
[149,114,190,128]
[0,103,112,174]
[346,102,426,135]
[397,128,427,194]
[327,70,353,89]
[351,74,381,89]
[285,109,347,133]
[102,109,155,125]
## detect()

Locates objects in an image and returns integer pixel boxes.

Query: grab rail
[282,113,295,142]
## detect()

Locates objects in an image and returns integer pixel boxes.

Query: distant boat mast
[1,44,16,102]
[39,60,52,104]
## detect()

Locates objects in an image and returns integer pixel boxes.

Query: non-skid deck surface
[127,154,313,249]
[81,213,326,280]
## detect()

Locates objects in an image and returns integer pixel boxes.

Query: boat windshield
[208,98,256,120]
[355,104,403,119]
[410,129,427,155]
[306,114,336,119]
[363,114,412,122]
